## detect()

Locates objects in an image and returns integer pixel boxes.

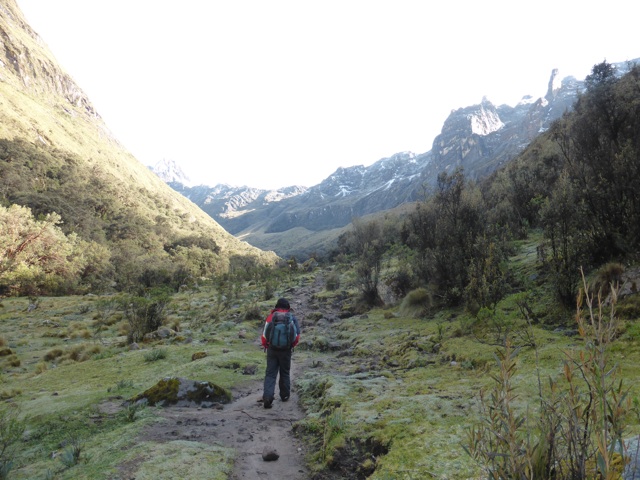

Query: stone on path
[262,446,279,462]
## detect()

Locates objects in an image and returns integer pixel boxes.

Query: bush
[325,273,340,291]
[34,362,47,374]
[243,303,263,321]
[122,289,170,343]
[143,348,167,362]
[590,262,625,299]
[121,399,147,422]
[617,295,640,321]
[59,436,83,468]
[399,288,431,318]
[465,272,631,479]
[43,348,64,362]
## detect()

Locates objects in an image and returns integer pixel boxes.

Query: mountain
[160,59,636,259]
[150,159,192,186]
[0,0,277,293]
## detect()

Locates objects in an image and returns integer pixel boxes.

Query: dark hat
[275,298,290,309]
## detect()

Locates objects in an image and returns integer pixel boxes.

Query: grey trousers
[263,347,292,400]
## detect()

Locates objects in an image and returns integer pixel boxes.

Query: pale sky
[16,1,639,189]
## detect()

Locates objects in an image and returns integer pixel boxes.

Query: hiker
[261,297,300,409]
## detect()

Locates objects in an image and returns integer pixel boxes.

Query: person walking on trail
[261,298,300,409]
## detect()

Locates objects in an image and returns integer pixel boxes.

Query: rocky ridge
[155,60,638,258]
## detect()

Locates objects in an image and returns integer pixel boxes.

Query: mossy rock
[191,351,207,361]
[128,377,232,407]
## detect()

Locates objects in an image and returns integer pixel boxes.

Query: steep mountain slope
[0,0,276,276]
[163,62,636,258]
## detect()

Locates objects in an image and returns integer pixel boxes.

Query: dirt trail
[125,273,327,480]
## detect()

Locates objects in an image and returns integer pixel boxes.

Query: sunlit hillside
[0,0,277,295]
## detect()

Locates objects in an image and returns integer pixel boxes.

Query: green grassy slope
[0,0,277,267]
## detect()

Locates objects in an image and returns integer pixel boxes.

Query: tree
[348,218,386,306]
[584,60,617,91]
[405,168,487,306]
[0,205,84,295]
[553,62,640,260]
[465,235,508,314]
[539,171,591,305]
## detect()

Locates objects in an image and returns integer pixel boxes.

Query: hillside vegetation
[333,61,640,314]
[0,0,277,297]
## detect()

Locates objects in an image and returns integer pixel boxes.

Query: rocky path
[123,272,328,480]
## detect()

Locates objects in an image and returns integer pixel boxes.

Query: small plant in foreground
[143,348,167,362]
[463,338,533,479]
[464,269,631,479]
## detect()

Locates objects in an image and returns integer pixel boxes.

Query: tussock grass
[399,287,432,318]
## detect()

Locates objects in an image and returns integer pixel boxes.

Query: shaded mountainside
[160,59,637,259]
[0,0,277,285]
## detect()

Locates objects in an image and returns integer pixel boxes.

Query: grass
[1,245,639,479]
[298,305,640,478]
[0,283,275,479]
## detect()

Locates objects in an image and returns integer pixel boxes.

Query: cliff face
[0,1,97,117]
[425,71,585,180]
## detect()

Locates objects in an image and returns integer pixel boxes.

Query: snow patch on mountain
[150,158,191,186]
[469,101,504,136]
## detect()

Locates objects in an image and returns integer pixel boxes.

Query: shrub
[243,302,263,321]
[115,379,134,390]
[121,399,147,422]
[590,262,625,298]
[121,289,170,343]
[59,436,83,468]
[325,273,341,291]
[617,295,640,321]
[465,270,631,479]
[385,267,414,298]
[34,362,47,374]
[263,279,276,300]
[6,355,19,367]
[67,345,89,362]
[399,288,431,318]
[143,348,167,362]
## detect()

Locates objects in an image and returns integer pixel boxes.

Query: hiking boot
[263,397,273,409]
[281,395,290,402]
